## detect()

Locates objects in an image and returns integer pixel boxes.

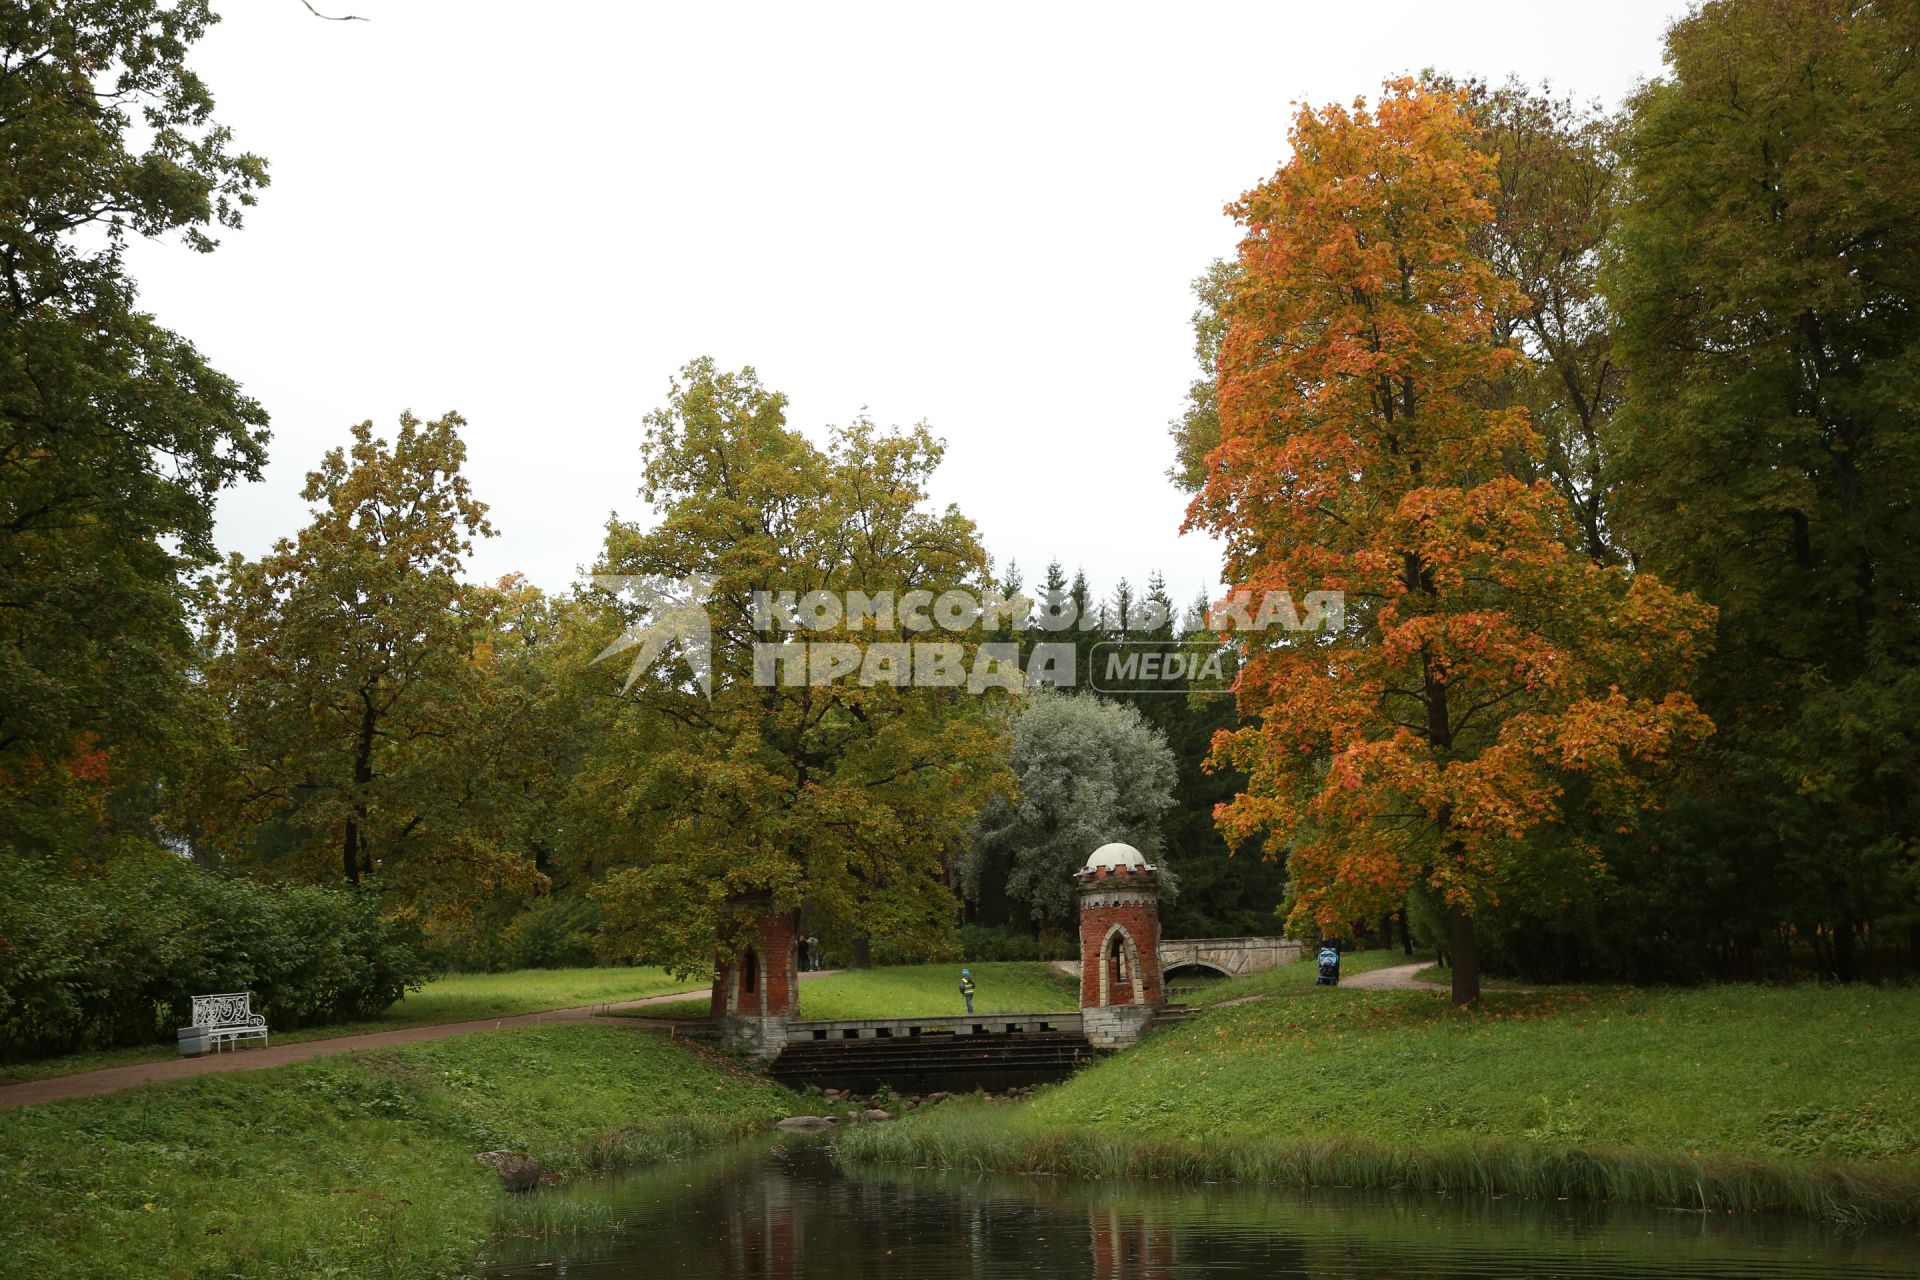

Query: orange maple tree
[1190,80,1714,1003]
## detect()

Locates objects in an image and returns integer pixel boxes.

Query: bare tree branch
[300,0,369,20]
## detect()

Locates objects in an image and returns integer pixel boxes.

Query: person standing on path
[959,968,976,1014]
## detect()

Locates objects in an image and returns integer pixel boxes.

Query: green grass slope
[842,981,1920,1222]
[0,1024,800,1279]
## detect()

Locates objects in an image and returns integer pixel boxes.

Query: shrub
[0,853,431,1060]
[424,893,605,972]
[498,895,604,970]
[860,924,1075,966]
[957,923,1075,963]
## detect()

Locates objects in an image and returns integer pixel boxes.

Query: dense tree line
[1174,1,1920,988]
[4,0,1915,1030]
[1,1,268,860]
[955,562,1288,942]
[1190,78,1714,1004]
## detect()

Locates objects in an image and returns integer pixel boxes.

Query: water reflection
[480,1140,1920,1279]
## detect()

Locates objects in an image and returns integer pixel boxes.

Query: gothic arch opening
[1099,925,1145,1007]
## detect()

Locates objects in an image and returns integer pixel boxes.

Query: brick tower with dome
[1074,841,1165,1047]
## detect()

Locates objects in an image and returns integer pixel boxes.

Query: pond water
[479,1141,1920,1279]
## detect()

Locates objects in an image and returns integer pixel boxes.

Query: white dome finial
[1082,842,1147,872]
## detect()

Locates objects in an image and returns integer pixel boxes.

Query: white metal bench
[179,992,270,1056]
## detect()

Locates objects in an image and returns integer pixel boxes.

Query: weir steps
[769,1030,1095,1094]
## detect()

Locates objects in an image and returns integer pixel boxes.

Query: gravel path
[0,973,834,1111]
[1340,960,1445,991]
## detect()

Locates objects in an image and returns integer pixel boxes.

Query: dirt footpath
[1340,961,1445,991]
[0,974,835,1111]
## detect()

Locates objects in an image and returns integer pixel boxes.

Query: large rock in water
[474,1150,542,1191]
[775,1115,837,1133]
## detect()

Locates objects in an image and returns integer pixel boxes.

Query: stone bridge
[1057,936,1303,982]
[1160,935,1303,979]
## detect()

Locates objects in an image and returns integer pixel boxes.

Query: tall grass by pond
[838,981,1920,1223]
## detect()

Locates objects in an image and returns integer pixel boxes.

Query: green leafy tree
[1167,260,1237,493]
[407,576,627,966]
[1605,0,1920,977]
[201,414,539,920]
[1470,77,1626,566]
[960,690,1178,931]
[464,577,610,886]
[0,1,269,850]
[588,360,1014,983]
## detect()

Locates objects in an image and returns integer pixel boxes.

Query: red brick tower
[1075,842,1164,1047]
[712,899,799,1058]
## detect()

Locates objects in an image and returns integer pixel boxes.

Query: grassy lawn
[1411,961,1524,990]
[842,980,1920,1221]
[0,966,700,1086]
[613,961,1081,1022]
[0,1023,804,1280]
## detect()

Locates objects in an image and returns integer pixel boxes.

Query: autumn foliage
[1190,81,1715,1002]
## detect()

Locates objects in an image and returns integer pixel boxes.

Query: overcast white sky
[128,0,1693,606]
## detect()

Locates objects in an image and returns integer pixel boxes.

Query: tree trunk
[848,934,872,970]
[1833,920,1860,982]
[1397,909,1414,957]
[1447,903,1481,1005]
[345,694,377,886]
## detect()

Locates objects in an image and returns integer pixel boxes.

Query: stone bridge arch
[1059,936,1303,985]
[1154,936,1303,980]
[1161,958,1233,980]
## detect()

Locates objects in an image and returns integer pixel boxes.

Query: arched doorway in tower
[1100,925,1145,1007]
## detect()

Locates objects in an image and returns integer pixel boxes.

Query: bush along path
[0,972,832,1111]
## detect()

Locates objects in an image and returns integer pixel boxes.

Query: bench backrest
[191,992,257,1028]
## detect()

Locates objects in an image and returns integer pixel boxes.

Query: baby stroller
[1315,945,1341,986]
